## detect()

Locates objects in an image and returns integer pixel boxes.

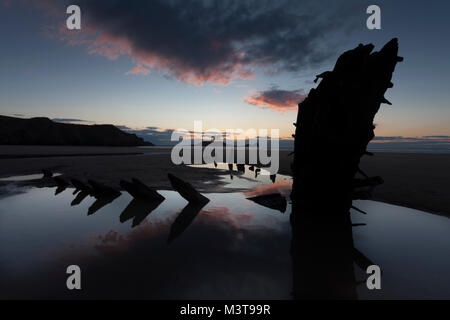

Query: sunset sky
[0,0,449,143]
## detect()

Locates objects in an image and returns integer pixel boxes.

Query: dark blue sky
[0,0,449,139]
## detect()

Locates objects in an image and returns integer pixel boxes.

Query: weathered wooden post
[290,38,402,299]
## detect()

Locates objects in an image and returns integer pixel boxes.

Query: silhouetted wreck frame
[290,38,402,299]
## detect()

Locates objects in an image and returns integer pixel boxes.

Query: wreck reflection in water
[0,168,292,299]
[0,165,449,299]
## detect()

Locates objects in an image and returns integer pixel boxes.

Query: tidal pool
[0,164,448,299]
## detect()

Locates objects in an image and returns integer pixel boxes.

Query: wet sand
[0,145,147,158]
[0,146,449,216]
[359,152,450,216]
[278,150,450,216]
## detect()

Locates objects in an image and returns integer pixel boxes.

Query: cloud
[52,118,90,123]
[423,136,450,139]
[372,136,450,142]
[245,86,306,112]
[114,125,132,130]
[125,63,151,76]
[369,136,450,153]
[35,0,361,85]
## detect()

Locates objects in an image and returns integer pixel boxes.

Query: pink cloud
[245,87,307,113]
[126,64,151,75]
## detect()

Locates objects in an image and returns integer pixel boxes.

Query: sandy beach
[0,145,448,216]
[278,150,450,216]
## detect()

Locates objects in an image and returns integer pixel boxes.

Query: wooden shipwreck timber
[290,38,402,299]
[40,168,213,239]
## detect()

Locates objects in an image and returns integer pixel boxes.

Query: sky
[0,0,449,144]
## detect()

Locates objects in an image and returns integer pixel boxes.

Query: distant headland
[0,115,154,146]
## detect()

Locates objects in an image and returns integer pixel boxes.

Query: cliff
[0,116,153,146]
